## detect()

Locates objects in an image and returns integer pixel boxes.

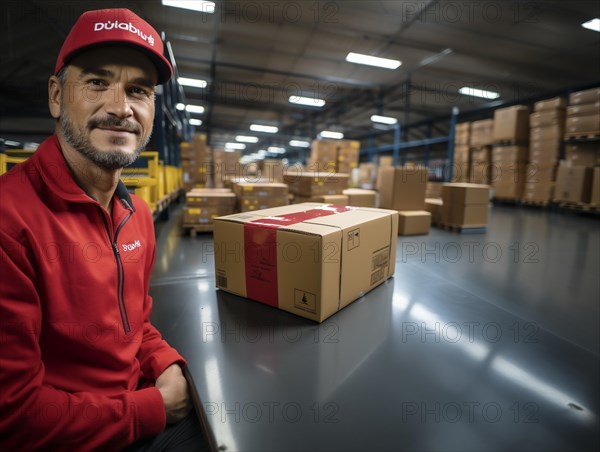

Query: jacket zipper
[101,204,133,334]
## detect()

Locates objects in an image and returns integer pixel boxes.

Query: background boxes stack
[181,134,212,192]
[183,188,237,231]
[491,105,530,200]
[259,159,285,182]
[524,97,566,203]
[310,140,360,174]
[441,183,490,228]
[286,173,349,200]
[553,164,593,204]
[564,88,600,139]
[233,182,289,212]
[469,146,491,184]
[342,188,377,207]
[357,162,378,189]
[453,122,470,182]
[377,166,430,235]
[213,149,242,188]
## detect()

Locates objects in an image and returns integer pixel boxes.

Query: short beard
[59,106,152,171]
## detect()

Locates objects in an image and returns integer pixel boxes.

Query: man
[0,8,205,450]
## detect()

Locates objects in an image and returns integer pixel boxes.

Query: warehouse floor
[151,203,599,355]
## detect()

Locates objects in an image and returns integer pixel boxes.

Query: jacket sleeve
[0,229,166,451]
[134,202,186,381]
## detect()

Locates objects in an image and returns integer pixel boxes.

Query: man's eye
[88,79,107,87]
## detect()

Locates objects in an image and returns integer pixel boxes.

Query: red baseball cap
[55,8,172,84]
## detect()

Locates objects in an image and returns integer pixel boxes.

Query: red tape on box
[243,205,352,307]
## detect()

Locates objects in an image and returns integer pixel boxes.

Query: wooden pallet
[520,199,551,208]
[492,197,521,205]
[182,224,214,237]
[564,132,600,141]
[558,202,600,214]
[435,223,487,234]
[492,140,526,147]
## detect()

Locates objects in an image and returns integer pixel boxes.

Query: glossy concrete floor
[149,203,599,451]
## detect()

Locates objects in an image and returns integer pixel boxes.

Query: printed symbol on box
[294,289,316,313]
[347,228,360,251]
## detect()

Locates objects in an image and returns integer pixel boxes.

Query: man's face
[54,47,158,170]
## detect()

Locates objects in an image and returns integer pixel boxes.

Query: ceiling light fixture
[371,114,398,125]
[185,104,205,114]
[225,142,246,150]
[189,119,202,126]
[236,135,259,143]
[178,77,208,88]
[289,140,311,147]
[175,103,185,111]
[268,146,286,154]
[346,52,401,69]
[250,124,279,133]
[161,1,215,14]
[288,96,326,107]
[458,87,500,100]
[582,18,600,32]
[320,131,344,140]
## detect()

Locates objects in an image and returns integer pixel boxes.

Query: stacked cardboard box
[309,140,360,174]
[181,134,212,191]
[470,119,493,147]
[343,188,377,207]
[553,163,593,204]
[425,198,443,225]
[285,172,349,199]
[523,97,566,203]
[377,166,430,235]
[441,183,490,228]
[379,156,393,167]
[213,149,242,188]
[565,88,600,139]
[426,182,443,199]
[183,188,237,231]
[259,159,285,182]
[489,106,530,200]
[453,122,470,182]
[213,203,399,322]
[233,182,289,212]
[469,146,491,184]
[564,142,600,167]
[357,163,378,189]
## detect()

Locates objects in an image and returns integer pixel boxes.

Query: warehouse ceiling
[1,0,599,156]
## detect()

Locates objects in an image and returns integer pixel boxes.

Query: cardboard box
[530,110,565,128]
[213,203,399,322]
[183,189,237,226]
[343,188,377,208]
[491,145,529,163]
[358,163,377,189]
[493,183,524,200]
[398,211,431,235]
[493,105,529,144]
[565,143,600,167]
[567,102,600,117]
[426,182,443,199]
[553,164,593,203]
[529,124,564,143]
[234,182,289,212]
[285,172,349,197]
[440,203,489,227]
[565,114,600,134]
[378,166,428,211]
[591,167,600,206]
[569,88,600,106]
[534,97,566,112]
[522,182,554,203]
[425,198,443,224]
[379,156,393,167]
[525,164,557,183]
[470,119,494,146]
[442,183,490,205]
[294,195,349,205]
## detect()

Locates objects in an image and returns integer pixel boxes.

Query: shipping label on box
[213,203,398,322]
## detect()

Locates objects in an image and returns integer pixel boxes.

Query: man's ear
[48,75,62,119]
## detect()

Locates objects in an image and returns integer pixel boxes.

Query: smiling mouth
[97,127,137,135]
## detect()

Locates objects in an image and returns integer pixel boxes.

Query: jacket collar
[32,134,136,210]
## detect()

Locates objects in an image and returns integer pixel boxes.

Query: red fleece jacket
[0,136,185,450]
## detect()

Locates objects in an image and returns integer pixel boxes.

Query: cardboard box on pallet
[425,198,443,225]
[491,145,529,164]
[285,172,349,197]
[441,183,490,227]
[377,166,428,211]
[213,149,242,188]
[455,122,471,145]
[358,163,377,189]
[522,182,554,203]
[530,124,564,143]
[213,203,399,322]
[553,164,593,203]
[343,188,377,207]
[569,88,600,106]
[493,105,529,144]
[530,110,565,128]
[526,164,557,184]
[565,114,600,135]
[426,182,443,199]
[183,189,237,226]
[398,211,431,235]
[233,182,289,212]
[490,163,526,199]
[534,97,566,112]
